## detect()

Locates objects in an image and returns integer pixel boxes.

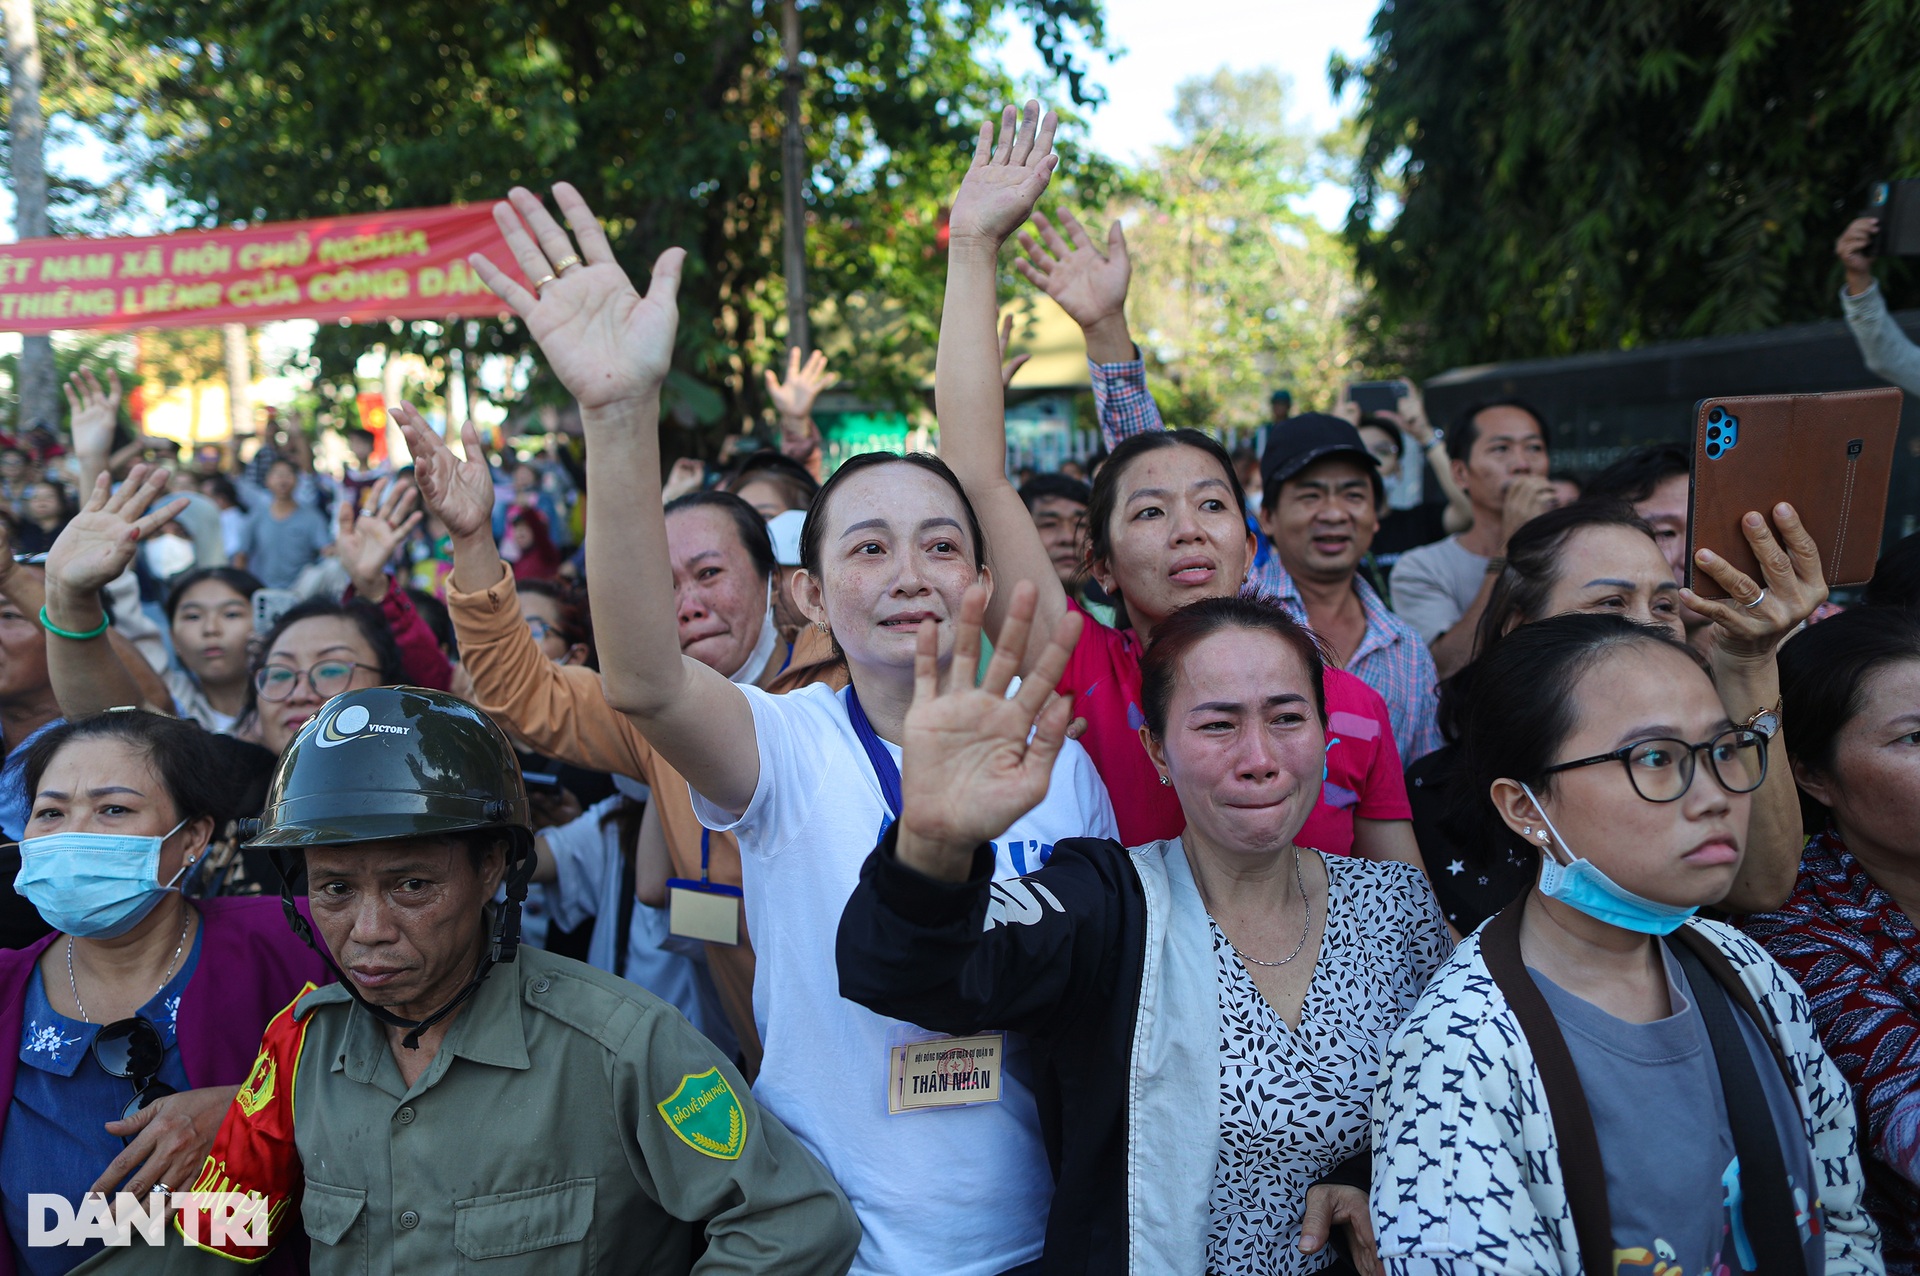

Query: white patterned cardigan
[1369,917,1885,1276]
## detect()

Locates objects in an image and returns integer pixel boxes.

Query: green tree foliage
[101,0,1115,438]
[1336,0,1920,373]
[1117,68,1359,428]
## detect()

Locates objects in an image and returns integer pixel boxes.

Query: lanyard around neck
[844,685,902,829]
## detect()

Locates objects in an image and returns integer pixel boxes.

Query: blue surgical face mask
[17,819,193,939]
[1517,783,1697,936]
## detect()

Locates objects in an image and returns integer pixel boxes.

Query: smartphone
[1866,180,1920,258]
[1686,389,1902,599]
[251,588,300,635]
[1347,379,1410,416]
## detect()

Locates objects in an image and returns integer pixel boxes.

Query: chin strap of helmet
[270,832,537,1050]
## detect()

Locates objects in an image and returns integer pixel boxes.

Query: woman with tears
[464,172,1115,1276]
[835,588,1450,1275]
[1372,613,1881,1275]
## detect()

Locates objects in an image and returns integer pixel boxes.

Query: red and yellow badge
[175,983,316,1261]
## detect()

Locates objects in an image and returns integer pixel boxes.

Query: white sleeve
[1387,546,1463,645]
[539,797,622,934]
[688,683,829,859]
[1069,742,1119,842]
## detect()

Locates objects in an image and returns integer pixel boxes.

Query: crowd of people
[0,100,1910,1276]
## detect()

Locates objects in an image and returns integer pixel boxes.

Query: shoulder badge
[656,1067,747,1160]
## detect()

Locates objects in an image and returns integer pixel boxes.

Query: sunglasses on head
[92,1017,176,1125]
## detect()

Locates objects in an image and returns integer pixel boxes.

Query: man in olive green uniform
[92,686,857,1275]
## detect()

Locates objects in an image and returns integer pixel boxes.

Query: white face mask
[1518,782,1698,936]
[727,579,778,686]
[145,534,197,580]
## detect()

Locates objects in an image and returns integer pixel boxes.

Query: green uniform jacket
[81,946,859,1275]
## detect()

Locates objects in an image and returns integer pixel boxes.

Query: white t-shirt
[692,681,1118,1276]
[540,794,737,1059]
[1388,534,1490,644]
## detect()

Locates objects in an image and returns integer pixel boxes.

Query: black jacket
[836,828,1366,1275]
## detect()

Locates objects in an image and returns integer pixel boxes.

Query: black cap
[1260,413,1379,492]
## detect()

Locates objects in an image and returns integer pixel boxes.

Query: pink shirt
[1057,603,1410,852]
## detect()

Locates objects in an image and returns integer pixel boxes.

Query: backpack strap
[1666,934,1808,1276]
[1668,923,1797,1094]
[1480,896,1615,1275]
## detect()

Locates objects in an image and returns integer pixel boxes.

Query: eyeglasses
[254,660,380,702]
[93,1017,176,1124]
[1542,727,1769,803]
[524,617,555,641]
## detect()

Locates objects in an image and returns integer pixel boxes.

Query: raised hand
[467,182,685,412]
[62,368,122,459]
[946,101,1060,250]
[334,476,423,603]
[1682,502,1828,660]
[46,465,187,602]
[895,579,1082,881]
[393,402,495,542]
[1015,209,1130,331]
[764,347,838,423]
[1836,216,1879,296]
[662,457,708,503]
[997,314,1032,389]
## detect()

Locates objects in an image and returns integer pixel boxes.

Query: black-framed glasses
[93,1017,176,1124]
[1543,727,1769,803]
[253,660,380,702]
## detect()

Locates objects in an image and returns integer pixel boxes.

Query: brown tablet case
[1686,388,1902,599]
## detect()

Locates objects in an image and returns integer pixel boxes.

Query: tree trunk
[779,0,810,356]
[1,0,56,435]
[222,323,252,442]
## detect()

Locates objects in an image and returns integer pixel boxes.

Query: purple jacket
[0,896,332,1276]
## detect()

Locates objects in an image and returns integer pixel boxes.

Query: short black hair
[1018,473,1092,512]
[165,566,265,624]
[245,597,406,721]
[722,450,820,513]
[27,709,235,828]
[1459,612,1707,859]
[1585,444,1689,505]
[1444,397,1548,463]
[1864,530,1920,609]
[1779,605,1920,831]
[663,489,775,583]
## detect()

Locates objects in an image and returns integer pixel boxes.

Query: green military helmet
[253,685,531,850]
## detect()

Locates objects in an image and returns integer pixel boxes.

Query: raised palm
[63,368,122,458]
[48,466,186,598]
[898,581,1082,858]
[335,477,421,590]
[393,402,494,541]
[1015,210,1130,329]
[946,101,1060,249]
[764,347,838,420]
[467,183,683,412]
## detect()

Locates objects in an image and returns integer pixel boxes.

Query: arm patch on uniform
[656,1067,747,1160]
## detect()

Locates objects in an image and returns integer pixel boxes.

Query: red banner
[0,204,516,334]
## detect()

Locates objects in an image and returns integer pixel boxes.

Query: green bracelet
[39,605,110,641]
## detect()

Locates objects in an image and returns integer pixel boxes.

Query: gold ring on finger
[552,254,583,274]
[531,273,557,294]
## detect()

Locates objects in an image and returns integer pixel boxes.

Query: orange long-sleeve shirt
[446,564,843,1078]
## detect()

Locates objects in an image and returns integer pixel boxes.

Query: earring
[1523,826,1532,836]
[1158,774,1170,786]
[1538,830,1550,842]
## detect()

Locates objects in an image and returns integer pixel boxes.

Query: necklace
[68,907,193,1025]
[1225,844,1314,968]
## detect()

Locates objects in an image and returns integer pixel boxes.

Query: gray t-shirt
[241,504,331,588]
[1532,946,1824,1275]
[1387,535,1488,644]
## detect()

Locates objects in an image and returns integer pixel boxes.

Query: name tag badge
[666,879,742,946]
[886,1032,1005,1114]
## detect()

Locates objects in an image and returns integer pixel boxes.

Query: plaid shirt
[1089,357,1442,762]
[1741,829,1920,1271]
